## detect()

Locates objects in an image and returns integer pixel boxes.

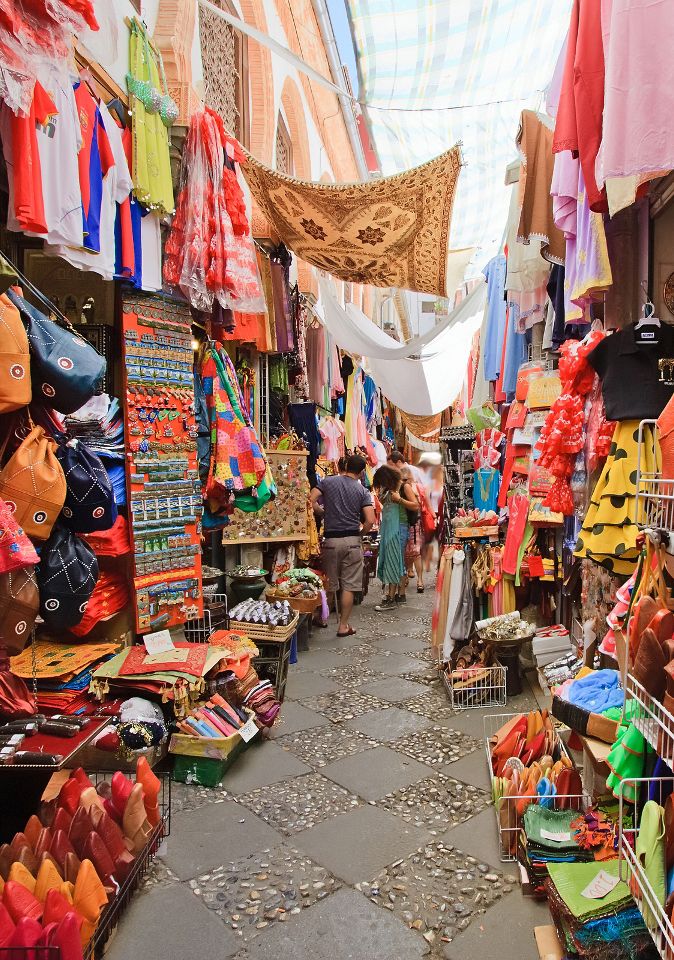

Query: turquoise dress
[377,493,406,585]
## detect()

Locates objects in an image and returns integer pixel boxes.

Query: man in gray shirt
[311,454,375,637]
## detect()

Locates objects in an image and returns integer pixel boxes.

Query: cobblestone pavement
[109,577,550,960]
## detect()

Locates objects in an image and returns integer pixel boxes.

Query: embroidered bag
[37,526,99,630]
[56,440,117,533]
[0,293,30,412]
[0,426,66,540]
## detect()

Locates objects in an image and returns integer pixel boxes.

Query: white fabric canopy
[318,278,486,415]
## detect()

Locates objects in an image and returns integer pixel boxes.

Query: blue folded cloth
[568,668,623,714]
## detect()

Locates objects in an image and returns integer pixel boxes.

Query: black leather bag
[37,526,99,630]
[56,440,117,533]
[7,288,106,414]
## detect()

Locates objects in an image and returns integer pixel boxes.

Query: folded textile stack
[520,806,617,898]
[545,860,654,959]
[10,641,120,714]
[90,643,231,717]
[226,664,280,728]
[533,625,572,667]
[551,668,624,744]
[63,396,126,506]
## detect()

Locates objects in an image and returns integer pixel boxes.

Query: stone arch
[238,0,275,166]
[279,76,312,181]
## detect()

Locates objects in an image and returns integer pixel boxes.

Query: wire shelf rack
[183,592,229,643]
[0,770,171,960]
[444,664,506,711]
[618,776,674,960]
[624,673,674,771]
[483,712,585,862]
[635,419,674,538]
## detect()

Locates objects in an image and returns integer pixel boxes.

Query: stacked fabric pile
[520,806,617,898]
[90,644,231,717]
[545,860,655,960]
[10,641,119,714]
[226,665,280,728]
[63,397,126,506]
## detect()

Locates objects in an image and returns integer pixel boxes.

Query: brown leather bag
[0,567,39,655]
[0,293,31,412]
[0,426,66,540]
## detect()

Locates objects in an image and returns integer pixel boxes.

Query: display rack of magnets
[121,293,204,634]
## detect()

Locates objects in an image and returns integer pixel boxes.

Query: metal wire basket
[443,664,506,710]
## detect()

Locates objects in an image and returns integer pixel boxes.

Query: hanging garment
[202,343,268,505]
[319,417,345,462]
[503,492,531,576]
[482,254,507,382]
[164,109,263,312]
[596,0,674,203]
[305,323,327,405]
[473,468,501,512]
[442,549,467,661]
[575,420,660,576]
[516,111,565,265]
[127,18,174,215]
[553,0,606,211]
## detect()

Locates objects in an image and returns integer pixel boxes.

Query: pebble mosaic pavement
[111,577,548,960]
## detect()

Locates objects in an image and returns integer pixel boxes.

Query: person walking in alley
[311,454,375,637]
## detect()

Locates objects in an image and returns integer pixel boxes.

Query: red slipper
[336,628,356,638]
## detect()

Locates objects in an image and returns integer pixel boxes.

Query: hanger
[106,96,130,128]
[78,67,99,101]
[634,283,661,343]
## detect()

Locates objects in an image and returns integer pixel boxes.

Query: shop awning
[347,0,571,273]
[240,145,462,297]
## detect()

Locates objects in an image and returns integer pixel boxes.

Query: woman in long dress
[373,466,419,612]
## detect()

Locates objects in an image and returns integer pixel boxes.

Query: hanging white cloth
[318,278,486,415]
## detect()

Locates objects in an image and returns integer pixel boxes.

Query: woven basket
[266,588,320,614]
[229,613,299,642]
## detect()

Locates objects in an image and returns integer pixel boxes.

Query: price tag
[239,718,259,743]
[581,869,620,899]
[540,829,572,843]
[143,629,175,656]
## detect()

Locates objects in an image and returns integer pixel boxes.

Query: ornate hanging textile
[400,412,442,442]
[239,145,463,297]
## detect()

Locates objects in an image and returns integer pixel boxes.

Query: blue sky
[326,0,359,97]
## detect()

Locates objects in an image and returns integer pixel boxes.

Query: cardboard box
[534,925,563,960]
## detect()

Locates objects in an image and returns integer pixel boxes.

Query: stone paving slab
[344,705,433,742]
[293,804,431,885]
[300,689,394,722]
[164,801,284,881]
[220,743,313,794]
[276,723,378,767]
[360,676,428,702]
[369,633,429,654]
[284,671,341,700]
[189,844,341,942]
[441,745,492,790]
[389,726,481,768]
[106,879,241,960]
[377,773,491,833]
[267,702,331,737]
[441,806,510,873]
[360,839,515,950]
[365,652,430,676]
[292,649,354,672]
[230,888,428,960]
[236,773,362,835]
[320,745,432,801]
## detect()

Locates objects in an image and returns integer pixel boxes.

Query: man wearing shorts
[311,454,375,637]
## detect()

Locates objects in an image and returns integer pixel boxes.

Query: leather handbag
[37,526,99,630]
[6,288,106,414]
[55,440,117,534]
[0,293,31,412]
[0,566,39,655]
[0,427,66,540]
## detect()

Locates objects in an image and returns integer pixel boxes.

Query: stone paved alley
[108,581,550,960]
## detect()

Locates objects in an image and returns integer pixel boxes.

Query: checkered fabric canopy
[347,0,571,276]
